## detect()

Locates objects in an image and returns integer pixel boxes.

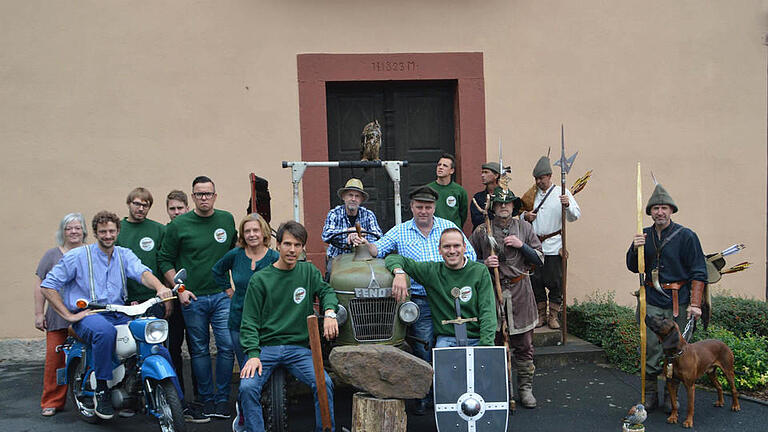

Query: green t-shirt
[240,262,338,359]
[385,254,497,345]
[157,209,237,297]
[116,218,165,302]
[428,180,468,229]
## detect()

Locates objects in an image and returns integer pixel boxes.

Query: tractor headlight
[145,320,168,344]
[398,301,420,324]
[336,305,348,326]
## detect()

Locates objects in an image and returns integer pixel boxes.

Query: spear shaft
[559,125,569,345]
[637,162,647,404]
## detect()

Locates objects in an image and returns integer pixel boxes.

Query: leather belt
[502,274,526,286]
[646,280,686,317]
[538,230,561,242]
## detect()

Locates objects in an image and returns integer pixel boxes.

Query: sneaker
[184,403,210,424]
[203,400,216,418]
[93,390,115,420]
[232,401,245,432]
[213,401,231,419]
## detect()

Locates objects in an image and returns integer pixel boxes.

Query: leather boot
[547,302,561,329]
[536,302,547,328]
[516,360,537,408]
[644,374,659,411]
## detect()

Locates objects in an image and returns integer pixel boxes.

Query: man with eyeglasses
[117,188,168,317]
[158,176,237,420]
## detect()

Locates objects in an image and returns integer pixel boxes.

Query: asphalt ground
[1,360,762,432]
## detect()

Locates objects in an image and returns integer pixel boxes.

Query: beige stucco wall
[2,1,766,339]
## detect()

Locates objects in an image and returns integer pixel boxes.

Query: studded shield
[433,346,509,432]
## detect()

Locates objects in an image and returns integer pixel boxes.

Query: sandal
[41,407,56,416]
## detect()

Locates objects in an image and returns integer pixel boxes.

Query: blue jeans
[239,345,334,432]
[181,291,234,403]
[74,312,183,400]
[230,329,246,370]
[434,335,480,348]
[408,297,433,363]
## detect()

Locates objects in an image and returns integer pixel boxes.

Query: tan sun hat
[337,178,369,201]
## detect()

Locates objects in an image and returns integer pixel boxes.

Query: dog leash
[681,316,696,342]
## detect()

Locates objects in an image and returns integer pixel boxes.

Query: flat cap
[481,162,500,174]
[409,185,439,202]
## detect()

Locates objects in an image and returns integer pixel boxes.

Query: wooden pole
[307,315,332,431]
[637,162,647,404]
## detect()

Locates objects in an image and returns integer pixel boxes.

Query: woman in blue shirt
[212,213,278,367]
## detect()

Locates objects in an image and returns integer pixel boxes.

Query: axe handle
[307,315,332,431]
[249,173,258,214]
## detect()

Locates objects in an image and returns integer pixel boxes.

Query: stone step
[533,334,606,369]
[533,326,563,347]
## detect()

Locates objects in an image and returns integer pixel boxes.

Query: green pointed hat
[645,184,678,215]
[532,156,552,177]
[491,186,523,216]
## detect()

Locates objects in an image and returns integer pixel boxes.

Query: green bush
[569,291,768,391]
[710,295,768,338]
[694,325,768,391]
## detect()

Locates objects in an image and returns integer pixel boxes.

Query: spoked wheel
[67,357,99,424]
[149,378,186,432]
[261,367,288,432]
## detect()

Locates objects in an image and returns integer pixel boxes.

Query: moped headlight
[336,305,348,326]
[398,301,420,324]
[145,320,168,344]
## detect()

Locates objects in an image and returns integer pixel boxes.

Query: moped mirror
[173,268,187,285]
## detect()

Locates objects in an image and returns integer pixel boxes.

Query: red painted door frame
[297,52,486,267]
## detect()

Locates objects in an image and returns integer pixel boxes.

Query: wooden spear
[637,162,647,404]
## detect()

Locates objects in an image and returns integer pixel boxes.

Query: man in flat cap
[521,155,580,329]
[321,178,383,277]
[470,162,501,232]
[626,183,707,411]
[360,185,476,415]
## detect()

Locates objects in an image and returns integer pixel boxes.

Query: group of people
[32,151,705,430]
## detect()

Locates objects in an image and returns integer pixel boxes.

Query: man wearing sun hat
[321,178,383,276]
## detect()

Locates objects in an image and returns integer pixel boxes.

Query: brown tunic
[469,217,543,335]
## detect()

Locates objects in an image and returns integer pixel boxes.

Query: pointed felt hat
[532,156,552,177]
[645,184,678,215]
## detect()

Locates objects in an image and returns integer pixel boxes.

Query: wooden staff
[637,162,647,404]
[484,194,516,410]
[307,315,332,431]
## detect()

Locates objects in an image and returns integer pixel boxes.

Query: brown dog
[645,315,740,428]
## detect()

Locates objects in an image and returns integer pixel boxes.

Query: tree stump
[351,392,406,432]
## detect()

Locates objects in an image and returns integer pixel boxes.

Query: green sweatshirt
[385,254,497,345]
[117,218,166,302]
[240,262,338,359]
[428,180,468,229]
[157,209,236,296]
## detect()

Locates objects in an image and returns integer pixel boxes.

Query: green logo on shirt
[446,196,457,207]
[459,286,472,302]
[214,228,227,243]
[139,237,155,252]
[293,287,306,304]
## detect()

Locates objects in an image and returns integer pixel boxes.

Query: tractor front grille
[348,297,397,342]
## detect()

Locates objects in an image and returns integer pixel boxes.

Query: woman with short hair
[34,212,87,416]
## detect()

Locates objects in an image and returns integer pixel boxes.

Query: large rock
[329,345,433,399]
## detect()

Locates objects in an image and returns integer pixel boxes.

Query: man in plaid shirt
[321,178,383,276]
[360,185,476,415]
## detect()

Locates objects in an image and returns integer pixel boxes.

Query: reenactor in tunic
[469,186,544,408]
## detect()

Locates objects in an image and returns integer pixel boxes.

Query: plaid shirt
[321,205,383,258]
[374,216,477,296]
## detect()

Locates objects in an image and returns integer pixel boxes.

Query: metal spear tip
[554,151,578,174]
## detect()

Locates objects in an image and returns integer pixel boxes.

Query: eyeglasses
[64,226,83,232]
[130,201,150,209]
[192,192,215,199]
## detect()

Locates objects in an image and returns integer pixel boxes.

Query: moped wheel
[261,367,288,432]
[67,357,100,424]
[149,378,186,432]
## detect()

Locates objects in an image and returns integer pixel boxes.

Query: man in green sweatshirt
[116,187,167,316]
[157,175,237,419]
[238,221,339,432]
[428,153,469,231]
[385,227,496,347]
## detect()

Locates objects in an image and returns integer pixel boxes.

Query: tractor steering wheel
[326,229,381,251]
